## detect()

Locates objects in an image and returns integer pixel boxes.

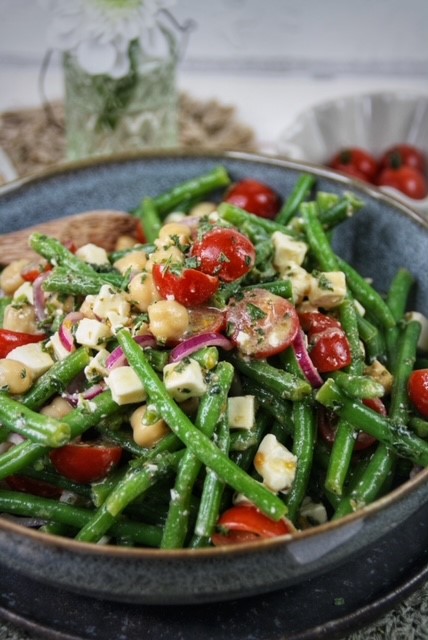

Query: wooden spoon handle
[0,210,137,264]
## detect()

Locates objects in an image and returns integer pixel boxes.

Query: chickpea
[2,304,39,334]
[146,246,185,273]
[156,223,192,249]
[148,300,189,343]
[115,235,137,252]
[189,201,217,218]
[128,272,161,312]
[0,359,34,395]
[114,250,147,275]
[130,404,170,448]
[40,396,73,419]
[0,259,29,295]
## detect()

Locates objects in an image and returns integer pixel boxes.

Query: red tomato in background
[191,227,256,282]
[225,288,299,359]
[380,144,426,174]
[318,397,386,451]
[408,369,428,418]
[0,329,46,358]
[50,442,123,484]
[152,263,219,307]
[329,148,378,183]
[224,179,281,219]
[376,165,428,200]
[298,312,352,373]
[211,504,293,546]
[5,475,62,499]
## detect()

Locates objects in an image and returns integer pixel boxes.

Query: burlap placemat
[0,94,256,180]
[0,96,427,640]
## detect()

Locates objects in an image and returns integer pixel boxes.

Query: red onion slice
[58,312,84,352]
[106,334,157,370]
[293,329,324,388]
[169,332,233,363]
[63,383,106,407]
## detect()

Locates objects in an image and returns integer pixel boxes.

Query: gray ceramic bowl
[0,151,427,605]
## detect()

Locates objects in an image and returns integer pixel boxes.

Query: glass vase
[63,24,179,160]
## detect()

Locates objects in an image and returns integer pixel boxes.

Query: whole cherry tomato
[152,263,219,307]
[380,144,426,174]
[225,288,299,359]
[376,165,428,200]
[50,442,123,484]
[211,504,293,546]
[0,329,46,358]
[224,179,281,219]
[408,369,428,418]
[329,148,378,183]
[298,312,352,373]
[191,227,256,282]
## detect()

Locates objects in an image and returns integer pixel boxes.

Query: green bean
[229,354,312,402]
[30,233,95,274]
[190,346,219,370]
[109,243,156,264]
[19,466,92,498]
[336,257,396,330]
[300,201,339,272]
[0,489,162,547]
[147,166,231,217]
[231,409,271,472]
[324,419,356,497]
[161,361,234,549]
[0,297,11,327]
[317,192,364,230]
[410,417,428,439]
[43,266,125,296]
[356,314,386,363]
[0,393,70,447]
[275,174,316,225]
[389,320,421,425]
[385,268,415,369]
[316,378,428,467]
[217,202,298,238]
[135,197,162,244]
[243,279,293,299]
[241,379,294,435]
[333,371,385,399]
[116,329,287,520]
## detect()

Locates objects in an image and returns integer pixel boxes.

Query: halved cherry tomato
[408,369,428,418]
[211,504,293,546]
[0,329,46,358]
[376,165,428,200]
[191,227,256,282]
[5,475,62,499]
[185,306,225,337]
[224,179,281,219]
[135,220,147,244]
[225,288,299,358]
[318,397,386,451]
[298,312,352,373]
[50,442,123,484]
[21,261,53,283]
[329,148,378,182]
[379,144,426,174]
[152,264,219,307]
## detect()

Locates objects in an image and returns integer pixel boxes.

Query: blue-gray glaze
[0,151,427,605]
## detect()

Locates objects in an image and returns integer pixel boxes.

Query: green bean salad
[0,166,428,548]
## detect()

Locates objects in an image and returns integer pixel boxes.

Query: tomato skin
[329,148,378,182]
[135,220,147,244]
[211,504,293,546]
[5,475,62,499]
[0,329,46,358]
[152,264,220,307]
[298,312,352,373]
[224,179,281,219]
[376,166,428,200]
[50,442,123,484]
[225,288,299,358]
[408,369,428,418]
[380,144,426,174]
[21,261,53,283]
[185,306,225,337]
[191,228,256,283]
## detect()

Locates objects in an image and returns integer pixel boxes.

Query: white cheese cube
[163,358,207,402]
[75,243,109,266]
[105,366,146,405]
[7,342,53,378]
[308,271,347,310]
[75,318,112,350]
[13,281,34,305]
[228,395,256,430]
[405,311,428,352]
[254,434,297,493]
[48,331,71,361]
[364,359,394,395]
[272,232,308,269]
[299,496,328,526]
[84,349,110,382]
[92,284,131,332]
[281,262,312,304]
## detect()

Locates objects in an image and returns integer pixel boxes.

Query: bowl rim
[0,148,427,560]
